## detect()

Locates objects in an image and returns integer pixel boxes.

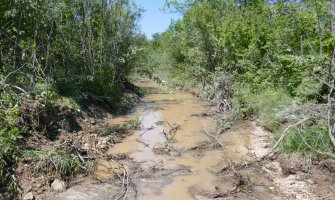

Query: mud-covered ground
[22,79,335,200]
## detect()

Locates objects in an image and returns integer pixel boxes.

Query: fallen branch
[109,159,130,200]
[147,160,164,173]
[136,139,149,147]
[296,129,335,159]
[163,122,180,140]
[203,127,224,150]
[322,194,335,200]
[77,154,87,169]
[240,118,310,164]
[272,118,309,151]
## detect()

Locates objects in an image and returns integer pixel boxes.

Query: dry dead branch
[272,118,309,151]
[203,127,224,150]
[147,160,164,173]
[109,159,130,200]
[163,120,181,140]
[296,129,335,159]
[136,139,149,147]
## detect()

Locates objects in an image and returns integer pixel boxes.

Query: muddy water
[52,79,322,200]
[105,79,240,199]
[108,81,223,200]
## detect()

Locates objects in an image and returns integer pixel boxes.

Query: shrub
[25,149,91,179]
[0,105,23,195]
[99,117,141,136]
[277,124,335,157]
[232,86,293,131]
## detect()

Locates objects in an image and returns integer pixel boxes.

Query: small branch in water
[190,112,214,117]
[147,160,164,173]
[109,159,130,200]
[164,118,174,128]
[202,127,247,194]
[139,130,148,137]
[203,127,224,150]
[163,120,181,140]
[136,139,149,147]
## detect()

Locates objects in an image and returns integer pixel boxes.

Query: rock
[306,179,316,185]
[90,120,96,125]
[321,159,335,172]
[82,143,91,150]
[23,192,35,200]
[35,182,43,188]
[96,137,110,149]
[51,179,67,192]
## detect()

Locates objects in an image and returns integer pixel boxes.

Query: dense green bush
[0,0,145,195]
[278,125,335,156]
[150,0,332,102]
[0,103,23,194]
[146,0,335,156]
[232,86,293,131]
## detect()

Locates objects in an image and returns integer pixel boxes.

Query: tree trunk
[329,0,335,147]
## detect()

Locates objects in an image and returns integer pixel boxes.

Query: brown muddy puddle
[52,79,324,200]
[99,79,265,200]
[105,79,226,199]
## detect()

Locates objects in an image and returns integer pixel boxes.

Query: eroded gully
[54,78,318,200]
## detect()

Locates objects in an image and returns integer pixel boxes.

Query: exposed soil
[21,79,335,200]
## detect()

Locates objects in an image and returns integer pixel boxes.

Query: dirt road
[51,79,334,200]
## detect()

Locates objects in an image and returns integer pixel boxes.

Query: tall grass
[276,125,335,157]
[233,86,293,131]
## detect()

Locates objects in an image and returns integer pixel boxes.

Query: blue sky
[135,0,182,39]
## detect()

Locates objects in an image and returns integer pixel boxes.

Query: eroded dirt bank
[50,79,335,200]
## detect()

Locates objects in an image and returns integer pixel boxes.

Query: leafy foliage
[0,0,145,195]
[0,102,23,194]
[278,125,335,156]
[147,0,335,155]
[152,0,333,100]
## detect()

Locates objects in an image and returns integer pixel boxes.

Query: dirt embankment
[19,78,335,200]
[15,83,142,200]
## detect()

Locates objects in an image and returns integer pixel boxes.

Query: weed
[25,149,91,179]
[99,117,141,136]
[276,125,335,157]
[232,86,293,131]
[56,97,82,115]
[0,103,23,195]
[216,116,234,133]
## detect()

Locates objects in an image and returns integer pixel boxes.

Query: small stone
[35,182,43,188]
[321,159,335,172]
[82,143,91,150]
[23,192,35,200]
[269,187,274,190]
[51,179,67,192]
[306,179,315,185]
[91,120,96,125]
[97,137,109,149]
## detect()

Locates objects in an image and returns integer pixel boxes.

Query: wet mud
[52,79,335,200]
